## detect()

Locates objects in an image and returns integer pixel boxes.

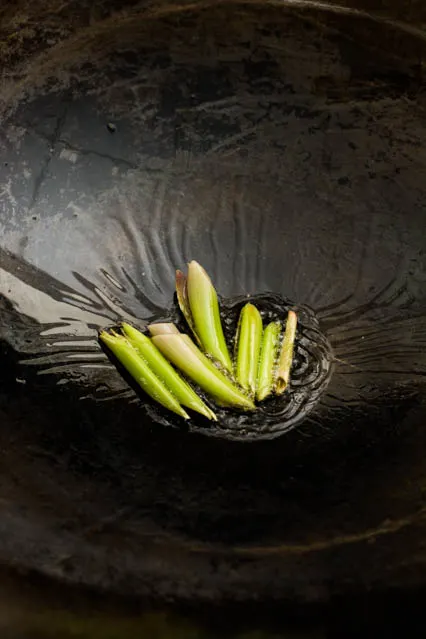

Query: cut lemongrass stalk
[276,310,298,395]
[121,323,217,421]
[151,331,255,411]
[256,321,281,402]
[176,270,201,345]
[186,261,233,373]
[148,323,180,336]
[235,303,263,396]
[99,331,189,419]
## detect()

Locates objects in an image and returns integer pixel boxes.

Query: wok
[0,0,426,605]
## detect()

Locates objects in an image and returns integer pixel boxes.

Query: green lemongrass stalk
[121,323,216,421]
[148,323,180,336]
[235,303,263,396]
[186,261,233,373]
[175,270,201,345]
[256,321,281,402]
[276,310,298,395]
[99,331,189,419]
[151,328,255,411]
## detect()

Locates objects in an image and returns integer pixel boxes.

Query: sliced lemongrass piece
[256,321,281,402]
[176,270,201,345]
[152,333,255,411]
[186,261,233,373]
[148,323,176,338]
[121,323,217,421]
[235,303,262,396]
[148,323,180,336]
[276,310,298,395]
[99,331,189,420]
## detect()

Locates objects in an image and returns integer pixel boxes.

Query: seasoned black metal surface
[1,0,426,602]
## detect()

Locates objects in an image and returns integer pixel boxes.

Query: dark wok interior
[1,0,426,636]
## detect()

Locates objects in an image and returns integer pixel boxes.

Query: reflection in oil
[1,247,334,440]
